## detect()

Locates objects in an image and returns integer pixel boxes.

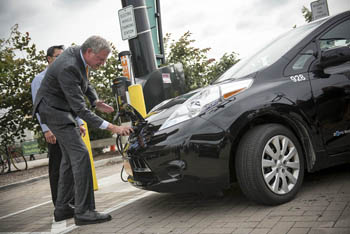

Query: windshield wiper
[212,77,237,85]
[213,73,257,85]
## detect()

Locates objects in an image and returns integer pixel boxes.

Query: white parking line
[0,200,51,220]
[51,217,67,233]
[58,191,153,234]
[95,173,139,193]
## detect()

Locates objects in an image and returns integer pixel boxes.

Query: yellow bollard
[128,84,147,118]
[81,121,98,191]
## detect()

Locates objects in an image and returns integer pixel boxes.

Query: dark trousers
[47,142,62,206]
[48,123,95,214]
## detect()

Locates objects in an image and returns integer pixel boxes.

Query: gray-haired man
[31,45,86,208]
[33,36,133,225]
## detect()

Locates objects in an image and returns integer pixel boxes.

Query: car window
[284,43,317,76]
[319,19,350,51]
[293,50,314,70]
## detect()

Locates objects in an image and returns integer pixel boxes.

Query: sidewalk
[0,153,122,190]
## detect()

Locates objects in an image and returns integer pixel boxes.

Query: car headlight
[159,79,253,130]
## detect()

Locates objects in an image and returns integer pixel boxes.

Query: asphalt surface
[0,159,349,234]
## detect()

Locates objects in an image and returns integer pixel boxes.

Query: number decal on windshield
[290,74,306,82]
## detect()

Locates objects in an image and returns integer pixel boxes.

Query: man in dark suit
[33,35,133,226]
[31,45,85,207]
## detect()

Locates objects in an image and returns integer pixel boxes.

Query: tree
[164,31,211,91]
[302,6,312,23]
[163,31,239,92]
[207,52,239,84]
[0,24,46,149]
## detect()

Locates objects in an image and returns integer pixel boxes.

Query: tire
[235,124,304,205]
[11,152,28,171]
[0,155,10,174]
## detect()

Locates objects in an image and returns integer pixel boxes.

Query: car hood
[145,89,201,126]
[146,105,180,126]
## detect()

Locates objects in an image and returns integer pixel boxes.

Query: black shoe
[74,210,112,226]
[54,207,74,222]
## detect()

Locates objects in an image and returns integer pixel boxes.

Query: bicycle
[7,145,28,171]
[0,145,28,174]
[0,152,10,175]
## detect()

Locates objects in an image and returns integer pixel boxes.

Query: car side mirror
[319,46,350,68]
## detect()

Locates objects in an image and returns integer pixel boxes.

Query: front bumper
[128,170,228,193]
[126,117,232,193]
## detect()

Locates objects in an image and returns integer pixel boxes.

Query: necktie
[86,66,89,78]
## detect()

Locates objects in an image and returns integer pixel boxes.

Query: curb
[0,156,123,191]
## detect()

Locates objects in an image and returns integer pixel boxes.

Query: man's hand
[96,100,114,113]
[107,124,133,136]
[44,130,56,144]
[79,125,86,137]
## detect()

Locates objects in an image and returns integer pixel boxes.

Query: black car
[125,11,350,205]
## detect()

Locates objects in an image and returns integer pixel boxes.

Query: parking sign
[118,6,137,40]
[311,0,329,21]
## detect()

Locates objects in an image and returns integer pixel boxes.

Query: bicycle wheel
[10,152,28,171]
[0,155,10,174]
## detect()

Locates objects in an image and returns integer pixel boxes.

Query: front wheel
[11,152,28,171]
[235,124,304,205]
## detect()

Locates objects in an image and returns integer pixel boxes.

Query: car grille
[130,158,151,172]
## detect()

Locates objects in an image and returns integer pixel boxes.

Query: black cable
[116,135,123,155]
[116,128,131,183]
[120,165,128,182]
[114,103,147,183]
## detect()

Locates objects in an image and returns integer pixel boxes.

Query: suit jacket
[32,46,104,129]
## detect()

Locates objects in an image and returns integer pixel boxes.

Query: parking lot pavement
[0,162,349,234]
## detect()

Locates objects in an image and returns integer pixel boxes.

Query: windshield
[215,18,327,83]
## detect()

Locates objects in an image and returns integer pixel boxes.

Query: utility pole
[118,0,185,112]
[121,0,158,77]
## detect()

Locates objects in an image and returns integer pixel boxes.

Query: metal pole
[155,0,165,64]
[121,0,158,77]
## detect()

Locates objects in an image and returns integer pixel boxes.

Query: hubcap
[261,135,300,195]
